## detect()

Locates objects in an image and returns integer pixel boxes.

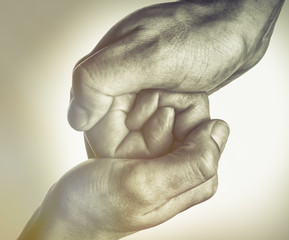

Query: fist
[85,89,210,159]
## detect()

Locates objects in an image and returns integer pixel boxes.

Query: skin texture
[19,90,230,240]
[19,1,284,239]
[68,0,285,131]
[85,90,210,159]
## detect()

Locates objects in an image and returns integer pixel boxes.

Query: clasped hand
[38,90,229,240]
[19,0,285,238]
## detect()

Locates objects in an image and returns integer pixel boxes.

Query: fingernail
[210,121,230,152]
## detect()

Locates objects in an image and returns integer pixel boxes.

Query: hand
[84,89,210,159]
[68,0,284,131]
[19,119,229,240]
[19,89,230,240]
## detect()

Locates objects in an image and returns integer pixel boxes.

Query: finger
[164,119,229,196]
[84,135,96,158]
[68,77,113,131]
[84,93,136,158]
[141,107,175,157]
[86,108,137,158]
[126,119,229,218]
[69,70,136,132]
[116,107,175,159]
[126,91,210,139]
[85,92,175,159]
[67,4,186,131]
[68,29,160,132]
[126,90,159,131]
[126,90,210,153]
[141,175,218,227]
[84,106,129,158]
[158,92,210,141]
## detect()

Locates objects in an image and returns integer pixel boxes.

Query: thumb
[154,119,230,192]
[184,119,230,155]
[172,119,230,189]
[132,119,230,226]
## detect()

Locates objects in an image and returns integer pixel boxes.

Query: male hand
[68,0,284,131]
[33,119,229,240]
[19,90,229,240]
[68,89,226,239]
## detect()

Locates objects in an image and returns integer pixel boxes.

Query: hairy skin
[68,0,284,131]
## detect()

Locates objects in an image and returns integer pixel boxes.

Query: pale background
[1,1,288,239]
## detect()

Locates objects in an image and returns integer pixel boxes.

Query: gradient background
[1,1,288,239]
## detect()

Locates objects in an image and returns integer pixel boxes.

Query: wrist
[18,185,121,240]
[236,0,284,38]
[17,205,67,240]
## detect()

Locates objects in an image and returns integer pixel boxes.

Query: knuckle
[208,176,218,197]
[203,176,219,201]
[194,147,218,180]
[72,65,92,97]
[197,93,209,107]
